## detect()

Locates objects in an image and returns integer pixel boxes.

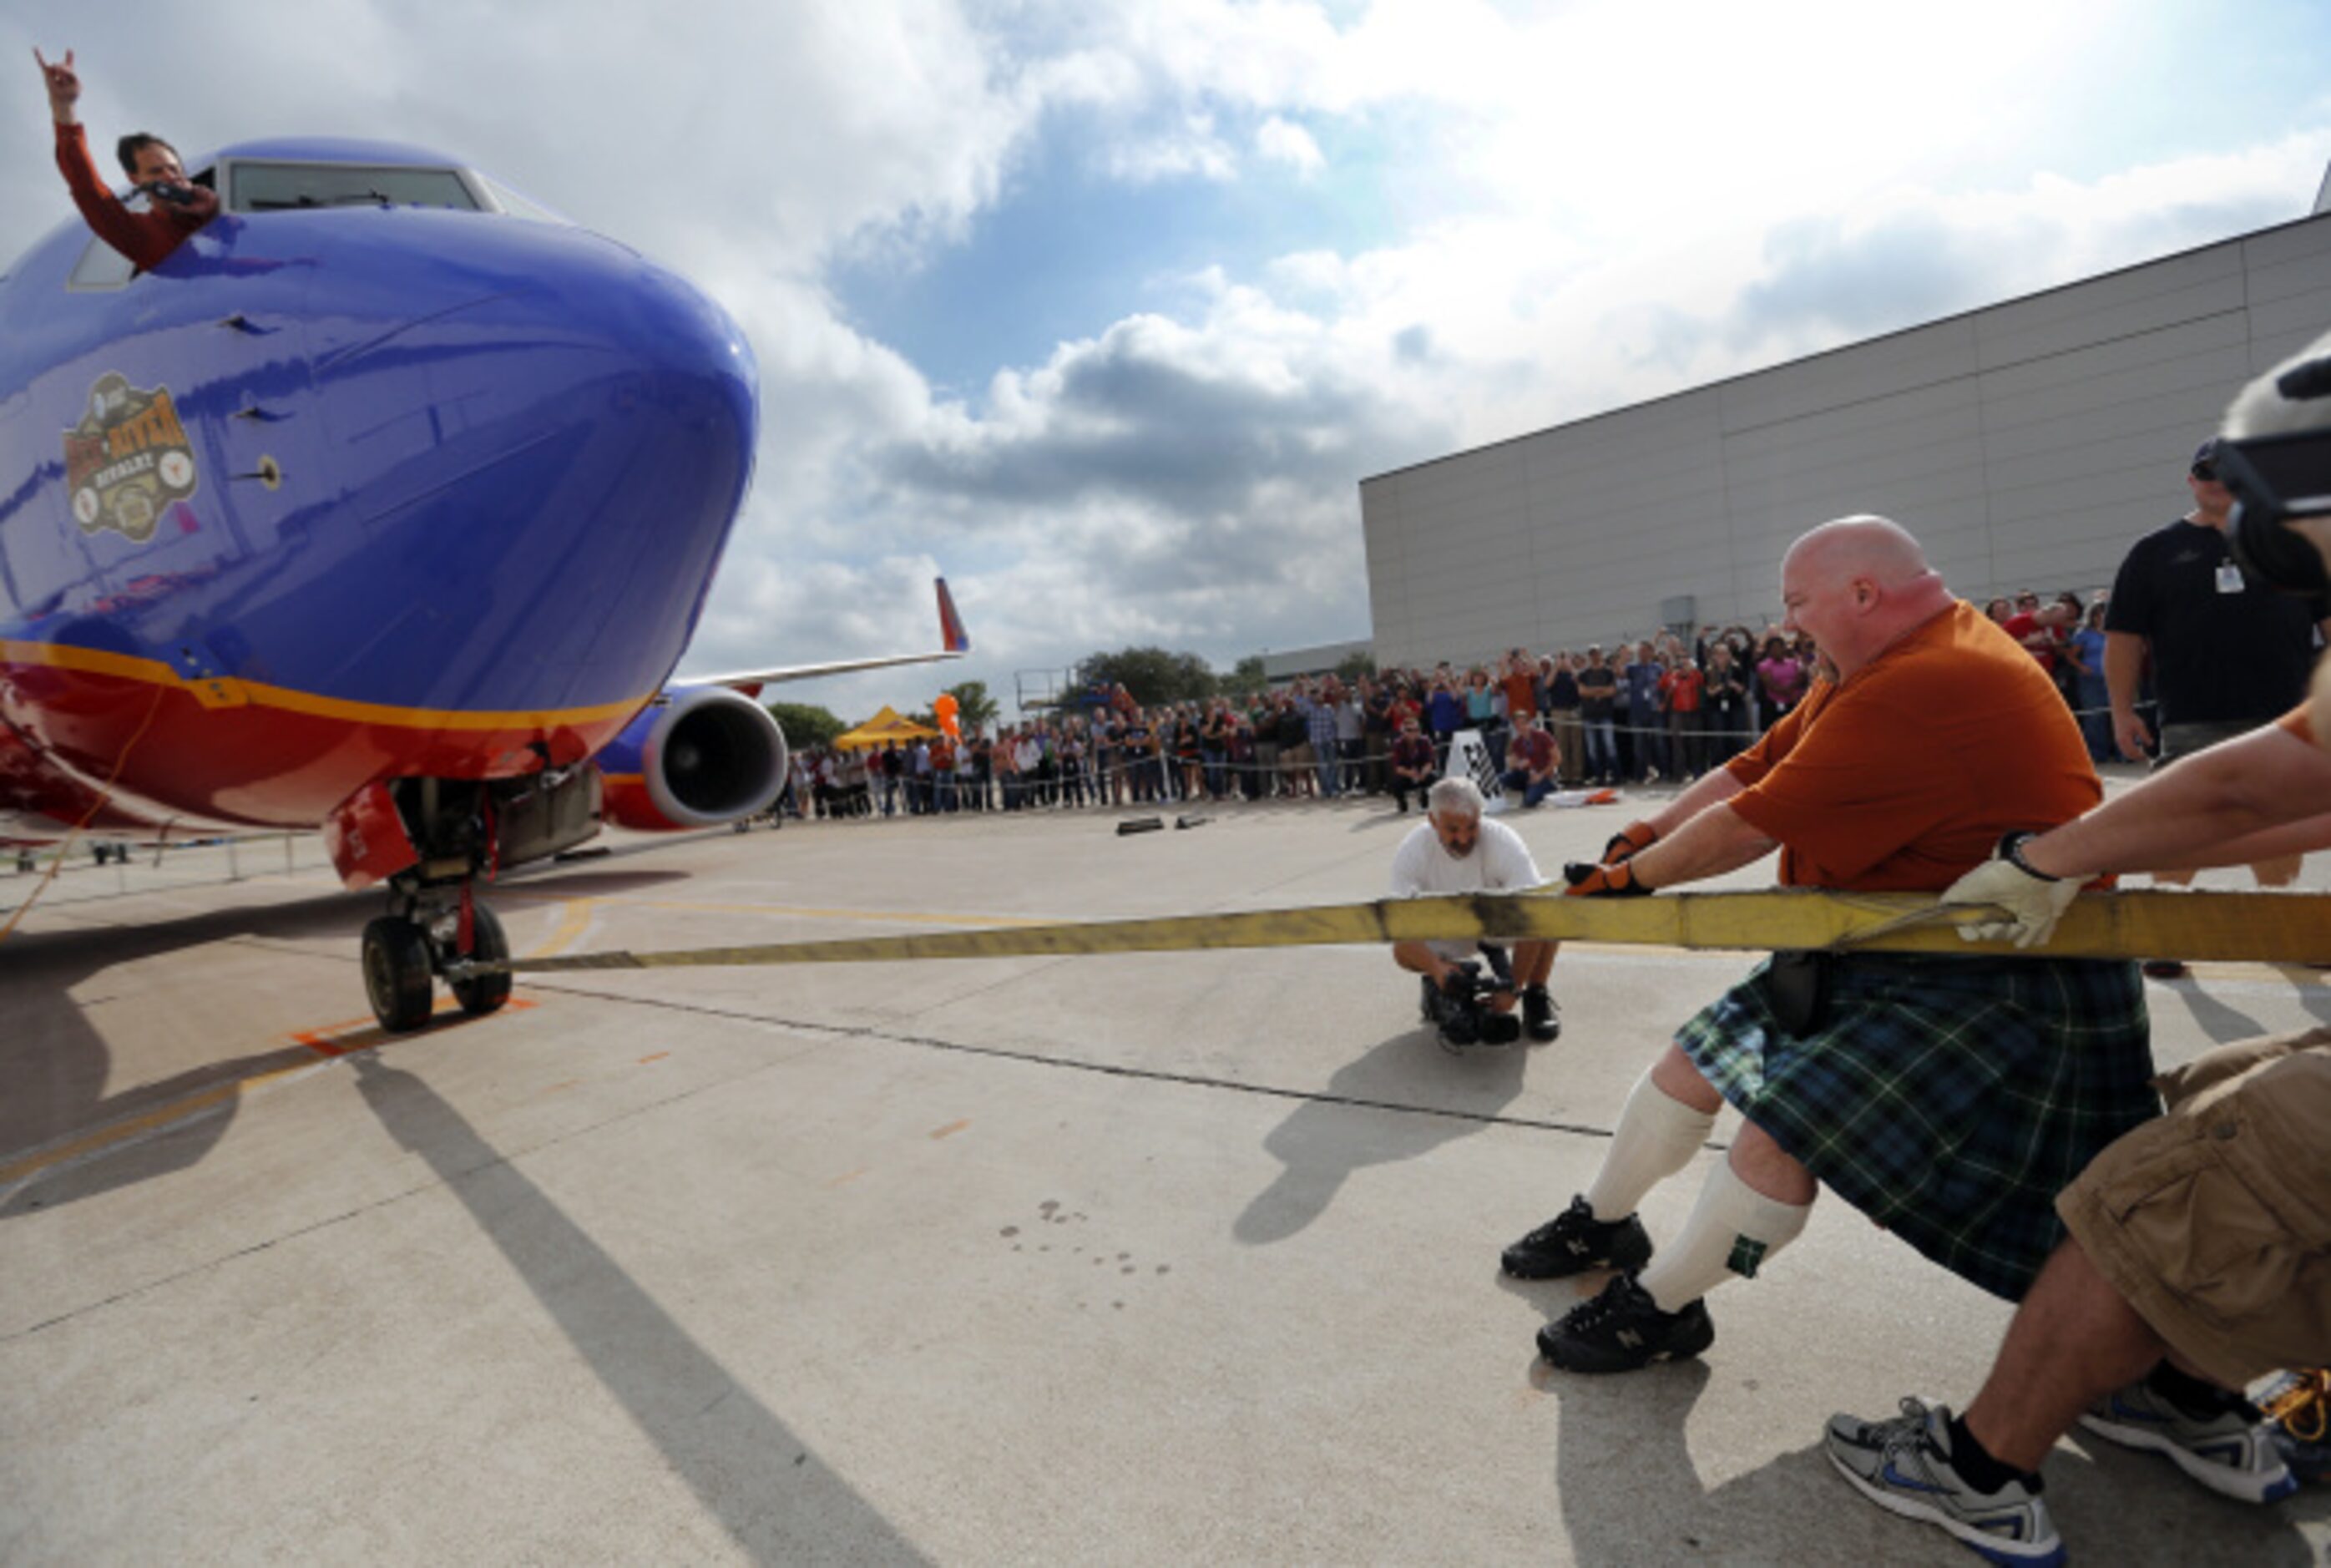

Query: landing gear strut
[348,769,598,1034]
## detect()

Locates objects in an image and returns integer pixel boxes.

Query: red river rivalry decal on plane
[64,372,199,544]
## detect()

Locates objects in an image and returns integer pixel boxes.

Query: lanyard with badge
[2211,531,2247,594]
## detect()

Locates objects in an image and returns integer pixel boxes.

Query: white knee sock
[1636,1158,1813,1313]
[1582,1071,1717,1222]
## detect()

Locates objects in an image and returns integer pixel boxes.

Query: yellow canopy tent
[833,706,942,750]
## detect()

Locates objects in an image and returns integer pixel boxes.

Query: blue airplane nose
[289,212,759,718]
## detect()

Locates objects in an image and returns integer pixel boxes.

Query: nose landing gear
[340,768,599,1034]
[361,886,513,1034]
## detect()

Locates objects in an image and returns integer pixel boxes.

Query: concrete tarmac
[3,789,2328,1565]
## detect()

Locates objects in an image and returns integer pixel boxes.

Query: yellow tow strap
[449,888,2329,979]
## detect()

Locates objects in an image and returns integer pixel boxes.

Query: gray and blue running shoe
[2081,1377,2298,1503]
[1825,1397,2064,1567]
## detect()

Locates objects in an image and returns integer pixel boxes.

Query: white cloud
[1254,115,1323,175]
[1099,111,1240,183]
[11,0,2331,726]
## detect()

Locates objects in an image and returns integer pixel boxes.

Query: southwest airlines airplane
[0,137,964,1031]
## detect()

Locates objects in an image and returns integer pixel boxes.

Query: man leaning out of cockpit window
[37,45,217,270]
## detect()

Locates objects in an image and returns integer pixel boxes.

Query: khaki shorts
[2057,1027,2331,1388]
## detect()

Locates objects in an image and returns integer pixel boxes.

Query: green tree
[1334,650,1378,684]
[1080,646,1217,706]
[1219,654,1269,699]
[764,701,844,750]
[942,679,1001,736]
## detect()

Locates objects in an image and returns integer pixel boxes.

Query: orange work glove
[1604,820,1659,863]
[1563,860,1653,897]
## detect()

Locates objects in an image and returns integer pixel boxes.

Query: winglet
[675,574,969,691]
[938,577,970,653]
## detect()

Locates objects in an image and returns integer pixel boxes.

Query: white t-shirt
[1389,816,1545,898]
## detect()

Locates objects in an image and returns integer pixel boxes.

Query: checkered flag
[1445,728,1508,814]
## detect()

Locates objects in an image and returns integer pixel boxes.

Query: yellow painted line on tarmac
[0,913,589,1191]
[493,891,1043,930]
[0,1069,307,1188]
[622,898,1044,930]
[533,897,598,958]
[0,999,541,1191]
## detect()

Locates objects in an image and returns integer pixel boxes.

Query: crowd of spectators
[780,593,2123,822]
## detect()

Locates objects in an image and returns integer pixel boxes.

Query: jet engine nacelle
[597,685,788,832]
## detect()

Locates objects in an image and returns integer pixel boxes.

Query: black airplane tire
[362,916,436,1033]
[450,903,513,1018]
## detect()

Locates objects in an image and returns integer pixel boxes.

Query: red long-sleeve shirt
[53,121,208,271]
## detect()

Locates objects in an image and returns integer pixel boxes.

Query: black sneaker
[1522,985,1560,1042]
[1501,1195,1653,1279]
[1536,1273,1715,1373]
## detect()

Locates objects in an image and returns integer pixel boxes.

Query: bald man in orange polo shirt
[1503,517,2155,1389]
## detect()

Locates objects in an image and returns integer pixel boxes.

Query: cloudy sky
[11,1,2331,721]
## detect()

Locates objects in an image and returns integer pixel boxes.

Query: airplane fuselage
[0,138,757,842]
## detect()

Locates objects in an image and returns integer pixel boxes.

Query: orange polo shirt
[1501,670,1535,719]
[1724,602,2101,892]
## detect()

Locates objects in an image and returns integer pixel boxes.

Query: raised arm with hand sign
[34,46,79,123]
[35,46,215,267]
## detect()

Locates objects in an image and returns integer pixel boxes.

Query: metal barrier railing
[7,832,336,908]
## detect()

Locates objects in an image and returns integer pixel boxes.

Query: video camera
[2222,349,2331,598]
[1431,944,1522,1049]
[139,180,201,208]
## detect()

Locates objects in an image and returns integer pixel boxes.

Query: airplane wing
[682,576,969,691]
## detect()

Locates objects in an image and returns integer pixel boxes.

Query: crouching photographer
[1389,777,1560,1048]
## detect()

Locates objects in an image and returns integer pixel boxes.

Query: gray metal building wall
[1360,211,2331,670]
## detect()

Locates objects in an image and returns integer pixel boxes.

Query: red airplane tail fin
[937,577,970,653]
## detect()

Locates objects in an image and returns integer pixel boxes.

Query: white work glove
[1941,834,2081,949]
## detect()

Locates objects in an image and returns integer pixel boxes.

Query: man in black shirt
[2107,439,2331,757]
[1542,653,1585,785]
[1701,642,1752,766]
[2105,437,2331,971]
[1576,646,1620,786]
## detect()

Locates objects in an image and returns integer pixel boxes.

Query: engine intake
[599,685,788,831]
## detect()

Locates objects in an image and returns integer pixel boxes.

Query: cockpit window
[67,235,138,291]
[230,162,480,213]
[65,172,217,290]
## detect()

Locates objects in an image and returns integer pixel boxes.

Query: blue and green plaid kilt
[1675,953,2156,1301]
